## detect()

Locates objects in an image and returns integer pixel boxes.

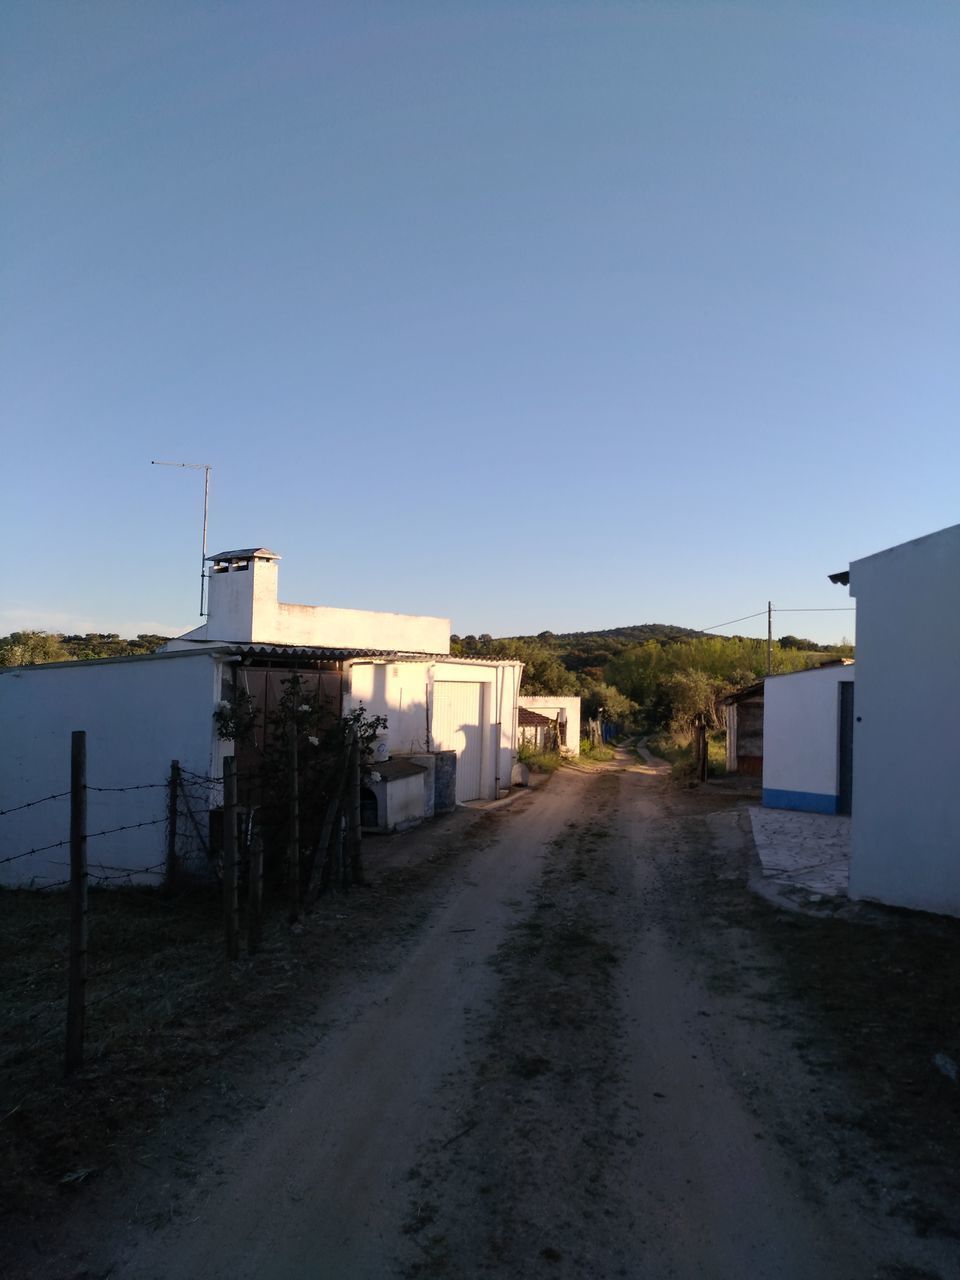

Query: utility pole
[151,460,212,615]
[767,600,773,675]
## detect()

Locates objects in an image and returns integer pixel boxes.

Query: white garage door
[432,681,484,802]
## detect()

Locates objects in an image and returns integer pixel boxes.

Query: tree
[0,631,72,667]
[661,670,731,733]
[580,680,638,725]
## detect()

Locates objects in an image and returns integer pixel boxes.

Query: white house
[172,547,524,805]
[835,523,960,916]
[517,695,581,756]
[761,662,855,815]
[0,547,525,884]
[173,548,452,654]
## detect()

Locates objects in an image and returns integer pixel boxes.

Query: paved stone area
[748,806,851,898]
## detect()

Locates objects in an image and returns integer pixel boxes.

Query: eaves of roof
[722,682,765,705]
[764,658,855,679]
[519,706,555,727]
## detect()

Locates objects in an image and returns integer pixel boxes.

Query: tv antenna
[151,460,212,616]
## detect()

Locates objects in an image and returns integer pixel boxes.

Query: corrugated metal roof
[231,643,399,660]
[166,641,523,666]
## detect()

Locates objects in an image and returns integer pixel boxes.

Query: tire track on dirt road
[91,773,593,1280]
[397,771,632,1278]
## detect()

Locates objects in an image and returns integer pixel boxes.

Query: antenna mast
[151,460,212,615]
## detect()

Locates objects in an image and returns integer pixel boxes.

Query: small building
[723,682,764,776]
[0,548,525,884]
[172,547,524,805]
[518,706,559,752]
[761,661,855,815]
[833,522,960,916]
[517,695,581,756]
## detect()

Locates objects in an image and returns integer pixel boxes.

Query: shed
[761,661,855,815]
[517,695,581,756]
[723,682,764,776]
[518,706,559,753]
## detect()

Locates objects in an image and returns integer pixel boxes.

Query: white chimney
[204,548,280,642]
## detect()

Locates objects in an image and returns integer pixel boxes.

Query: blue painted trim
[762,788,839,815]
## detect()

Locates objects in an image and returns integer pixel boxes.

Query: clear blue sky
[3,1,957,645]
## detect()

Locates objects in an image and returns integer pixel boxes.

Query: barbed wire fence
[1,725,365,1077]
[0,732,229,1076]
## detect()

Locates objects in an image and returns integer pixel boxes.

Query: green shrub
[518,743,563,773]
[647,729,726,780]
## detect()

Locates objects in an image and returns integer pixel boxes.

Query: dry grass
[654,791,960,1242]
[0,809,498,1222]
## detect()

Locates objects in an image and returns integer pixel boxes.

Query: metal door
[837,681,854,815]
[432,681,484,802]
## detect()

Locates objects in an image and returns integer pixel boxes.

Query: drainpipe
[494,665,502,797]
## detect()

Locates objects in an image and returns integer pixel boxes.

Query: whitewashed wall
[848,523,960,915]
[181,552,451,654]
[762,665,854,813]
[518,696,582,756]
[344,658,522,801]
[0,652,226,886]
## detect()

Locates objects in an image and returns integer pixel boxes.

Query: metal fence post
[223,756,239,961]
[164,759,180,894]
[287,727,300,923]
[65,730,87,1075]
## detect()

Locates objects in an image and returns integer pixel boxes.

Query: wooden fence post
[223,756,239,961]
[695,715,708,782]
[65,730,87,1075]
[287,725,300,923]
[247,808,264,956]
[164,759,180,894]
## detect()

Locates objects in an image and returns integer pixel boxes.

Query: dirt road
[17,750,960,1278]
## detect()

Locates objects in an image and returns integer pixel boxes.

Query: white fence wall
[518,696,582,756]
[0,652,225,886]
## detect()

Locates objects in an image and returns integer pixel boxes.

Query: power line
[699,605,854,633]
[700,611,769,633]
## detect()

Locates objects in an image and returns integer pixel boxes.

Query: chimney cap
[207,547,281,562]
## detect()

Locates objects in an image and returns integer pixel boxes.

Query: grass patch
[577,740,616,762]
[517,745,563,773]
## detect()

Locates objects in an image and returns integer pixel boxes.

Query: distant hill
[526,623,706,645]
[451,623,707,674]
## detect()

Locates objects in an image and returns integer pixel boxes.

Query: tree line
[2,624,853,742]
[452,627,853,736]
[0,631,169,666]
